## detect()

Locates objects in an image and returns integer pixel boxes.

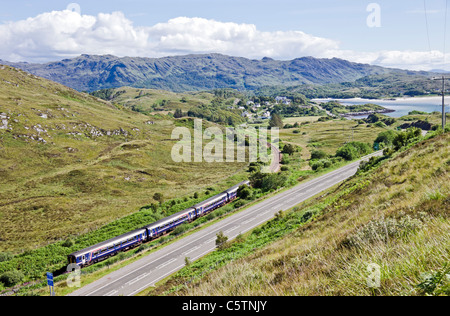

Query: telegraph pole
[433,76,449,129]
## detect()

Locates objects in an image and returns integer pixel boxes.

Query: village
[231,96,306,121]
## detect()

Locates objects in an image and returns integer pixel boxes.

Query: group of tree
[308,141,373,171]
[174,108,184,118]
[185,104,245,126]
[249,172,288,193]
[271,104,324,117]
[364,113,396,126]
[335,142,373,161]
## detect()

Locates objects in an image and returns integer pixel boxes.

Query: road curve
[68,151,382,296]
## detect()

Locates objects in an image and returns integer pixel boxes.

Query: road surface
[68,151,382,296]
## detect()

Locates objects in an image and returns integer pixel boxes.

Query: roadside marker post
[47,272,55,296]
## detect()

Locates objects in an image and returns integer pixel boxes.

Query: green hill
[0,65,248,253]
[150,131,449,296]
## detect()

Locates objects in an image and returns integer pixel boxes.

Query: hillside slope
[0,54,420,93]
[152,132,449,296]
[0,65,248,252]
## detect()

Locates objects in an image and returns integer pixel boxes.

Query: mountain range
[0,54,434,93]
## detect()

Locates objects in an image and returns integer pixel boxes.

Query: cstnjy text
[182,300,268,313]
[226,301,267,312]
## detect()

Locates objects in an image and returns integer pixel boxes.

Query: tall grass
[149,132,449,296]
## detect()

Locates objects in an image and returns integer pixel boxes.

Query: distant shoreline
[312,96,446,104]
[341,109,396,117]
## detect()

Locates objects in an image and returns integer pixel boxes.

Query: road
[266,140,281,173]
[68,151,382,296]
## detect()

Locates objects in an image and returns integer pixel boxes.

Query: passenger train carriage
[68,180,250,268]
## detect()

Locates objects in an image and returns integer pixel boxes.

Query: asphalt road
[68,151,382,296]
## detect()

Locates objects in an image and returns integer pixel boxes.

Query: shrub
[336,145,358,161]
[0,270,24,287]
[336,142,372,161]
[172,224,189,236]
[237,185,252,199]
[282,143,298,155]
[0,252,13,263]
[311,161,324,171]
[311,159,332,171]
[393,127,422,150]
[250,172,287,192]
[248,165,259,173]
[374,130,398,147]
[416,265,450,296]
[311,150,328,160]
[216,231,229,250]
[62,238,74,248]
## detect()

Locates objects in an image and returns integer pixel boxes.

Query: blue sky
[1,0,450,70]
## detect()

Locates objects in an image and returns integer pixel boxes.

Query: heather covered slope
[0,65,248,252]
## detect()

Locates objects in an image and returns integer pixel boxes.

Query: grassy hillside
[149,131,449,296]
[91,86,215,113]
[256,72,439,99]
[0,65,248,253]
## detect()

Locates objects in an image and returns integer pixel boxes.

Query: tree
[237,185,252,199]
[174,108,184,118]
[250,172,287,192]
[153,192,164,205]
[374,130,397,148]
[269,113,284,129]
[393,127,421,150]
[282,143,298,156]
[336,142,371,161]
[216,231,229,250]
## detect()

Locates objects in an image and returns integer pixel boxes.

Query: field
[0,66,248,253]
[280,112,447,159]
[92,86,217,113]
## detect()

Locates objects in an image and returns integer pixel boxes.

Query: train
[68,180,250,268]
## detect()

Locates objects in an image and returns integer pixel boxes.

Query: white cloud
[147,17,339,59]
[331,49,449,71]
[0,10,149,62]
[0,10,340,63]
[0,9,447,71]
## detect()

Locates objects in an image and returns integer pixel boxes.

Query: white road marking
[156,258,177,270]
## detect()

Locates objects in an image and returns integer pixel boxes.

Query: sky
[1,0,450,71]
